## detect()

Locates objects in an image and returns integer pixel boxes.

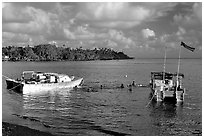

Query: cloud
[63,26,135,46]
[176,27,186,40]
[64,28,76,39]
[128,28,157,51]
[2,2,201,58]
[3,4,58,36]
[170,3,202,51]
[173,14,200,30]
[76,2,177,28]
[3,3,32,23]
[135,27,186,51]
[149,25,201,51]
[3,2,76,43]
[2,2,176,43]
[173,3,201,30]
[63,25,97,40]
[92,21,141,29]
[193,3,202,22]
[105,40,118,47]
[141,28,156,39]
[3,32,30,43]
[74,26,96,39]
[172,3,201,49]
[108,29,135,45]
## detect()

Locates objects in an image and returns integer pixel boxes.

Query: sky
[2,2,202,58]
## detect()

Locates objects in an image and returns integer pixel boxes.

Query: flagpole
[177,43,182,89]
[163,46,167,81]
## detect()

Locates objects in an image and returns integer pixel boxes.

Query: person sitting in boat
[165,79,169,85]
[132,81,136,86]
[35,74,46,83]
[21,76,24,81]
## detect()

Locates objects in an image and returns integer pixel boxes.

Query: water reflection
[149,101,177,118]
[148,92,184,118]
[23,89,72,111]
[147,93,185,134]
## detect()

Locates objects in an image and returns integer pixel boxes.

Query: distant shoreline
[2,122,53,136]
[3,57,202,62]
[2,44,133,62]
[2,57,134,62]
[135,58,202,59]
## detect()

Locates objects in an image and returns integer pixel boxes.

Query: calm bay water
[2,59,202,135]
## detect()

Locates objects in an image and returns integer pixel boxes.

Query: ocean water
[2,59,202,136]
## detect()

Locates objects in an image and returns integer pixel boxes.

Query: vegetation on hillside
[2,44,133,61]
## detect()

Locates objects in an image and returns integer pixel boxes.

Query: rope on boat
[2,75,12,80]
[145,94,155,107]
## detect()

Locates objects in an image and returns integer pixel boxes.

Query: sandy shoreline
[2,122,53,136]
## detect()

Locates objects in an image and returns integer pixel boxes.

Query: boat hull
[6,79,23,93]
[6,78,83,94]
[151,87,185,102]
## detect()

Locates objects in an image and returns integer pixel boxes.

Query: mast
[163,46,167,81]
[176,44,182,89]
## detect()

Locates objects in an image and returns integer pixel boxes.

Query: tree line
[2,44,133,61]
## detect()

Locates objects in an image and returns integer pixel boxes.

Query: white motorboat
[5,71,83,94]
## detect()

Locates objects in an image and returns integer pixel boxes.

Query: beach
[2,122,53,136]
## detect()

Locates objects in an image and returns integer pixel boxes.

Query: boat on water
[149,71,185,102]
[148,42,193,103]
[5,71,83,94]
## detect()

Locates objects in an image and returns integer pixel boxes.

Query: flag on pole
[181,41,195,52]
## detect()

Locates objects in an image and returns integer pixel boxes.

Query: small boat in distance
[5,71,83,94]
[149,71,185,102]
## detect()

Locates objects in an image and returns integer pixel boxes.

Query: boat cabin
[150,71,185,102]
[21,71,72,84]
[150,71,184,90]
